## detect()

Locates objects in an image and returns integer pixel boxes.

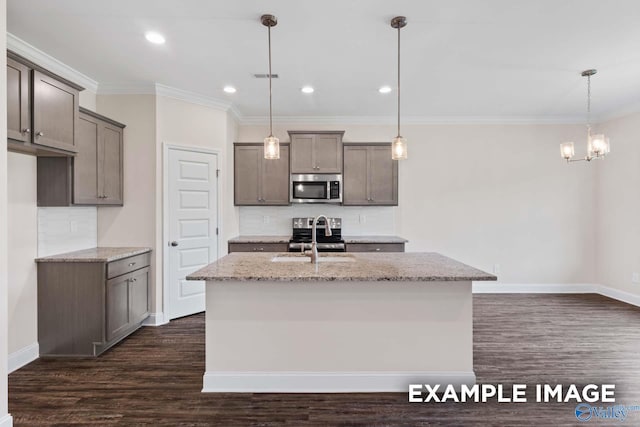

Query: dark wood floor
[9,294,640,426]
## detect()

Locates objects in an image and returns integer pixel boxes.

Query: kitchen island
[187,252,496,393]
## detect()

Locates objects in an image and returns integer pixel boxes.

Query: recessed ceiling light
[301,86,314,94]
[145,31,166,45]
[223,86,237,94]
[379,86,392,94]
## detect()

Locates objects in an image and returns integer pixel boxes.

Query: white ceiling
[7,0,640,121]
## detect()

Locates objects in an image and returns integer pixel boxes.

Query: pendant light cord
[587,74,591,133]
[397,25,401,138]
[268,24,273,137]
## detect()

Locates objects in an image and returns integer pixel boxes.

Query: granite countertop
[187,252,496,282]
[35,247,152,263]
[228,236,291,243]
[344,236,408,244]
[228,235,408,244]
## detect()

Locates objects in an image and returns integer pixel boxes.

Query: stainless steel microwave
[290,174,342,204]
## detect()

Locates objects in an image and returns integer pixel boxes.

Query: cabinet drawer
[228,243,288,253]
[107,252,151,279]
[346,243,405,253]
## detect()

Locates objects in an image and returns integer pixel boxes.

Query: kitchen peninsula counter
[188,252,495,393]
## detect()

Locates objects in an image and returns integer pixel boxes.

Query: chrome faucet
[309,215,332,264]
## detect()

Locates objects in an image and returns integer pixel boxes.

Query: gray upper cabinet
[343,143,398,206]
[234,143,290,206]
[32,70,79,153]
[6,51,83,156]
[74,108,125,205]
[6,57,31,143]
[289,131,344,173]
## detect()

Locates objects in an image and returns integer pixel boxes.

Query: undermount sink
[271,254,356,263]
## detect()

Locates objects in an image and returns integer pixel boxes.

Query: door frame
[162,142,221,322]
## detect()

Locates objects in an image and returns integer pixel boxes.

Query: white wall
[238,122,595,284]
[96,94,158,310]
[37,207,97,257]
[595,112,640,295]
[1,0,12,423]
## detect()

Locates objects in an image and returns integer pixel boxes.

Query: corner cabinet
[343,143,398,206]
[234,143,290,206]
[289,131,344,173]
[36,108,125,206]
[74,108,125,205]
[6,51,82,155]
[37,252,151,357]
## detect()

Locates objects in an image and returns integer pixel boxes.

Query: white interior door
[167,147,218,320]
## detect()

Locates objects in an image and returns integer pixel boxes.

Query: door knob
[36,131,44,137]
[170,241,179,247]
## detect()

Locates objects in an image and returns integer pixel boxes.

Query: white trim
[472,282,597,294]
[8,342,39,374]
[238,114,589,126]
[96,82,157,95]
[155,84,232,112]
[142,312,168,326]
[163,143,222,322]
[202,371,475,393]
[0,414,13,427]
[7,33,98,93]
[597,285,640,308]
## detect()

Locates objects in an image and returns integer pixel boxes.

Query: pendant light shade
[560,69,610,163]
[391,16,408,160]
[262,14,279,160]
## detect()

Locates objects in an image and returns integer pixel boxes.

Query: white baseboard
[8,342,39,374]
[0,414,13,427]
[202,371,475,393]
[597,285,640,307]
[143,312,169,326]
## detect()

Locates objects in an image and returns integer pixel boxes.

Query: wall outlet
[359,214,366,224]
[632,272,640,284]
[263,215,270,224]
[493,264,501,275]
[69,221,78,233]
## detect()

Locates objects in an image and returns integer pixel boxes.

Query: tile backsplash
[37,207,97,257]
[239,205,397,236]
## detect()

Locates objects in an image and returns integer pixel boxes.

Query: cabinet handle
[36,131,44,137]
[22,128,30,134]
[130,278,137,282]
[258,247,264,251]
[375,248,381,251]
[128,262,136,267]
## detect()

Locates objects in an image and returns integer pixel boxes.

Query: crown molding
[7,32,99,93]
[154,83,233,112]
[96,82,157,95]
[238,114,588,126]
[596,102,640,124]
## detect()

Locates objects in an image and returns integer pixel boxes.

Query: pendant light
[262,14,279,160]
[391,16,407,160]
[560,69,610,163]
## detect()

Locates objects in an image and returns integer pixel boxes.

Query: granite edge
[35,247,152,263]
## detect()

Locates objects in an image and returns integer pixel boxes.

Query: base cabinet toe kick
[36,250,151,357]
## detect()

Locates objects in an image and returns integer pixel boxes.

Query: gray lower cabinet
[343,143,398,206]
[346,243,405,252]
[228,242,289,253]
[234,143,290,206]
[289,131,344,173]
[37,253,151,357]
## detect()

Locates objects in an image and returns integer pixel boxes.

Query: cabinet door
[315,134,342,173]
[129,268,150,325]
[6,58,31,142]
[74,114,100,204]
[100,123,124,205]
[261,144,290,205]
[106,275,130,342]
[343,145,369,205]
[234,145,262,205]
[32,70,79,153]
[368,146,398,205]
[290,134,315,173]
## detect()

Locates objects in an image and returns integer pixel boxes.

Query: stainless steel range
[289,217,345,252]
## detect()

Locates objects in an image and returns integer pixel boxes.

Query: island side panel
[204,280,473,392]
